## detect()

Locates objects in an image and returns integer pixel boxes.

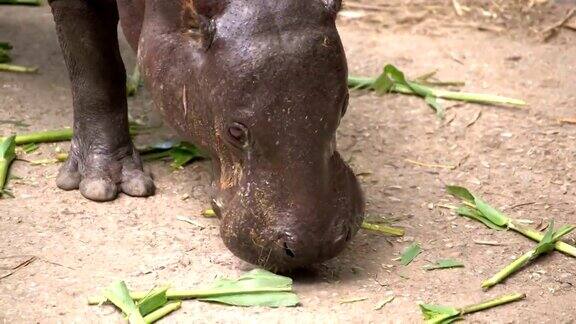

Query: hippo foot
[56,142,155,202]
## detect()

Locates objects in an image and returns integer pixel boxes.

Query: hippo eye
[226,122,249,148]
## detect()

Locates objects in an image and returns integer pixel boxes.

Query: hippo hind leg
[49,0,154,201]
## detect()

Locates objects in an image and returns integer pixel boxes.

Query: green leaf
[0,135,16,197]
[533,221,574,257]
[420,303,460,324]
[456,206,505,231]
[136,286,169,317]
[169,142,202,169]
[102,281,146,324]
[372,70,395,94]
[474,198,509,227]
[425,95,445,119]
[446,185,475,203]
[400,243,422,266]
[423,259,464,271]
[196,269,299,307]
[447,185,510,227]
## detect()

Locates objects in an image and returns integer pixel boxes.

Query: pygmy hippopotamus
[48,0,365,271]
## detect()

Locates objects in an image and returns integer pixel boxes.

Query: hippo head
[189,0,365,271]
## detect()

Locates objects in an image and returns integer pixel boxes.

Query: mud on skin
[49,0,365,271]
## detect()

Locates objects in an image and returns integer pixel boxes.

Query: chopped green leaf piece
[456,206,505,231]
[400,243,422,266]
[137,286,169,317]
[423,259,464,271]
[474,198,509,227]
[196,269,299,307]
[102,281,146,324]
[420,303,460,324]
[445,185,475,203]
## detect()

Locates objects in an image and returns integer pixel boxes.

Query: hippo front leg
[49,0,154,201]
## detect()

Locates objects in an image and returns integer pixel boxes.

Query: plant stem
[143,301,181,324]
[459,293,526,314]
[347,76,526,106]
[0,0,42,5]
[4,128,72,145]
[482,250,535,289]
[0,63,38,73]
[361,222,405,236]
[2,126,144,145]
[508,221,576,257]
[88,287,292,305]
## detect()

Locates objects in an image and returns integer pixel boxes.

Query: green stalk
[8,128,72,145]
[0,0,42,5]
[142,301,181,324]
[0,63,38,73]
[481,250,535,289]
[347,76,526,106]
[88,287,292,305]
[361,222,405,236]
[2,125,144,145]
[508,222,576,257]
[459,293,526,315]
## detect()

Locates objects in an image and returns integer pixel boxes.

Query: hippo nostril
[211,198,223,217]
[345,228,352,242]
[283,242,295,258]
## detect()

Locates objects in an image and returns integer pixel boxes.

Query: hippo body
[48,0,365,270]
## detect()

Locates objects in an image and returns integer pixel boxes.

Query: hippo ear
[321,0,342,15]
[193,0,228,18]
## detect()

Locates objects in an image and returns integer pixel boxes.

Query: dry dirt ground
[1,1,576,323]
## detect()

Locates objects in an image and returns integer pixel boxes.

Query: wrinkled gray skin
[49,0,365,271]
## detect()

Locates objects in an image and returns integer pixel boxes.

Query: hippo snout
[217,153,365,271]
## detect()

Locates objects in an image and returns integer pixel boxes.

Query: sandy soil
[1,1,576,323]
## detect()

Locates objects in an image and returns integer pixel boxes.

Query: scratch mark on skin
[182,84,188,119]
